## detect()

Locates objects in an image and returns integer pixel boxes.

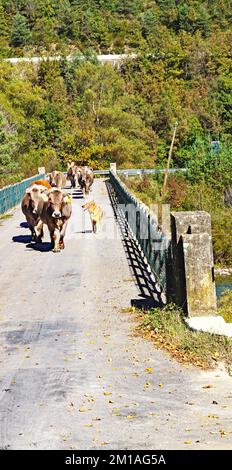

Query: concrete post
[150,203,171,237]
[170,211,217,317]
[110,163,117,173]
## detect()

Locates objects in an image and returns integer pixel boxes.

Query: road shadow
[105,179,165,310]
[72,190,84,200]
[20,222,28,229]
[12,235,32,244]
[75,230,93,234]
[26,242,52,252]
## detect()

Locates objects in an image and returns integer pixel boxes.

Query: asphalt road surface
[0,178,231,450]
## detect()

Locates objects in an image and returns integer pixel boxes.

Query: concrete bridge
[0,175,231,449]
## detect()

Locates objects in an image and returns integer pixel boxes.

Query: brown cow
[21,184,47,242]
[48,171,67,189]
[38,189,72,252]
[67,164,82,188]
[78,167,94,195]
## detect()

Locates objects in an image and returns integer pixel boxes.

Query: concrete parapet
[182,233,217,317]
[170,211,217,317]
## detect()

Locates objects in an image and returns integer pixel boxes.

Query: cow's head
[48,171,59,187]
[25,184,47,214]
[44,189,72,218]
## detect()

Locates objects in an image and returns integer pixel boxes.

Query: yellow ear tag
[65,195,72,204]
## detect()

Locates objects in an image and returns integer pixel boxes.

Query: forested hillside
[0,1,232,189]
[0,1,231,55]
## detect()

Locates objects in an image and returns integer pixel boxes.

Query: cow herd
[67,163,94,195]
[21,165,95,253]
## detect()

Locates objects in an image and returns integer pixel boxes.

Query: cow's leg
[52,228,61,252]
[35,220,44,243]
[29,225,36,241]
[59,221,68,249]
[92,220,97,233]
[47,224,55,250]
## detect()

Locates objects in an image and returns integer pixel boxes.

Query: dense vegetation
[1,1,232,182]
[0,1,232,55]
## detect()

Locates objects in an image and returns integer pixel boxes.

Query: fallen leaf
[159,383,164,388]
[219,429,230,437]
[184,441,192,445]
[103,391,112,396]
[144,381,151,389]
[84,424,93,428]
[145,367,153,374]
[202,385,213,389]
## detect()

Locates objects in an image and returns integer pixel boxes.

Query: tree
[10,12,31,47]
[0,0,9,54]
[0,0,7,37]
[0,111,18,171]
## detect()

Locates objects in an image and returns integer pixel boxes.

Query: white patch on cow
[40,193,49,201]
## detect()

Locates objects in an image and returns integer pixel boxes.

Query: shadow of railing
[106,179,165,310]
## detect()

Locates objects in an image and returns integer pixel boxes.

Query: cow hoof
[36,237,42,243]
[52,247,60,253]
[59,243,65,250]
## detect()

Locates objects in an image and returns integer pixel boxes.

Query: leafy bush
[212,210,232,266]
[218,290,232,323]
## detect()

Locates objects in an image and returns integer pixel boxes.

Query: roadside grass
[218,290,232,323]
[0,214,13,224]
[124,304,232,374]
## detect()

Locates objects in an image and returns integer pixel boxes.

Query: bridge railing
[109,170,169,293]
[0,174,45,214]
[93,168,186,176]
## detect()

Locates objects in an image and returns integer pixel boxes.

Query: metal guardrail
[109,171,169,292]
[0,174,45,214]
[93,168,186,176]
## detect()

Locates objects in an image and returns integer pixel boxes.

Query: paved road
[3,54,137,65]
[0,179,231,450]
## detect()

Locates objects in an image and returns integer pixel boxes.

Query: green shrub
[218,290,232,323]
[212,210,232,265]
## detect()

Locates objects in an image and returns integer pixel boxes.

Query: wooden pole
[161,122,178,197]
